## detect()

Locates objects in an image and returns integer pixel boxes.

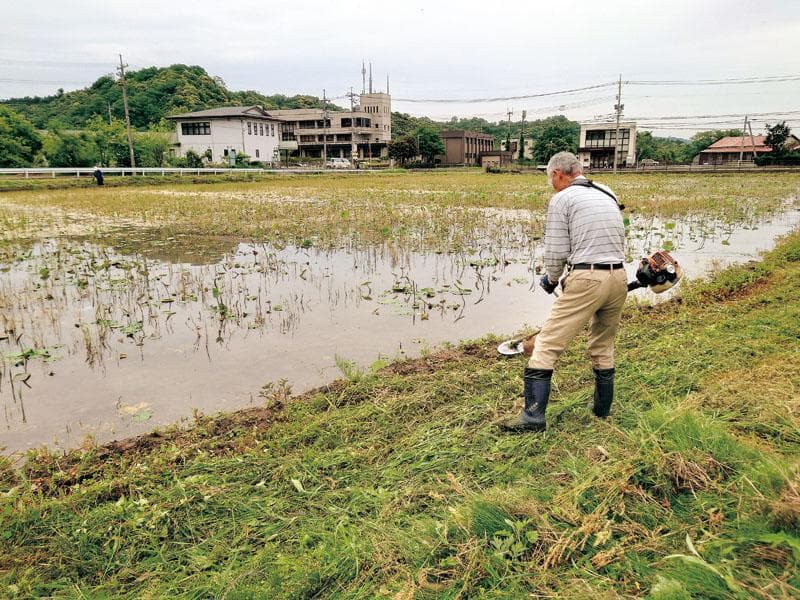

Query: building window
[247,122,252,135]
[271,124,275,136]
[260,124,264,136]
[255,149,260,158]
[181,122,211,136]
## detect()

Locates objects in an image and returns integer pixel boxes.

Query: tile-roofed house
[695,134,800,165]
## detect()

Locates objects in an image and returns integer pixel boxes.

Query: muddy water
[1,210,798,454]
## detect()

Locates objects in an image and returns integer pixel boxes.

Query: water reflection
[1,210,797,453]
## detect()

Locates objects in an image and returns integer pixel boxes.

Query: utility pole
[347,86,357,161]
[613,74,623,174]
[107,102,113,125]
[506,107,513,153]
[747,119,758,160]
[739,116,748,163]
[117,54,136,169]
[520,109,526,162]
[322,88,328,164]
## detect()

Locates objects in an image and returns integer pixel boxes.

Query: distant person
[93,166,104,186]
[501,151,627,432]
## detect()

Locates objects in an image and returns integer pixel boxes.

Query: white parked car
[326,158,352,169]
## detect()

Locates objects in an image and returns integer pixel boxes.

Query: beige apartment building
[578,122,637,169]
[269,91,391,159]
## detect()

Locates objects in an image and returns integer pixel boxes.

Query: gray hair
[546,152,583,179]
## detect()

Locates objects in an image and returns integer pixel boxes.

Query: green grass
[1,230,799,597]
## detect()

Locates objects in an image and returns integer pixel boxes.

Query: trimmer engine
[629,250,683,293]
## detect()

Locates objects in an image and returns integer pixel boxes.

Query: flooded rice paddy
[1,175,798,453]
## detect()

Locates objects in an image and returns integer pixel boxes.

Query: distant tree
[415,126,444,163]
[532,117,579,164]
[391,112,442,139]
[135,132,172,167]
[636,131,688,164]
[0,106,42,167]
[681,129,742,163]
[85,115,129,166]
[388,134,418,164]
[636,131,657,161]
[184,149,204,168]
[765,121,791,155]
[43,130,97,167]
[755,122,799,166]
[0,64,334,131]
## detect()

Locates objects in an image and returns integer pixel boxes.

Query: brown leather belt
[571,263,624,270]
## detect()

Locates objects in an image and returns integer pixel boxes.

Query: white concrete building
[578,122,637,169]
[166,106,282,164]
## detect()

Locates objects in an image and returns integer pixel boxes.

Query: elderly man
[501,151,627,432]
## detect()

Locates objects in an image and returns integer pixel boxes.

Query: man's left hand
[539,274,558,294]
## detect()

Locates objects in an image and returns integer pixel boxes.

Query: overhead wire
[0,78,94,85]
[392,82,616,104]
[628,75,800,86]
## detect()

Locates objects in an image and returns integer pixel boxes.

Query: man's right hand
[539,273,558,294]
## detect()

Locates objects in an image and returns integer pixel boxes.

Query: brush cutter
[498,251,682,356]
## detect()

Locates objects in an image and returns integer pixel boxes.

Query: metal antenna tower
[361,61,366,94]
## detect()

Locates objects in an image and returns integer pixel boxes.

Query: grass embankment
[2,232,800,598]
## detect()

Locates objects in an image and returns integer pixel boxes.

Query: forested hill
[0,64,330,130]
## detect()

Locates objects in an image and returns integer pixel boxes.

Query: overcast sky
[2,0,799,138]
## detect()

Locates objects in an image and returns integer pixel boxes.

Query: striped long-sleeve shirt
[543,176,626,280]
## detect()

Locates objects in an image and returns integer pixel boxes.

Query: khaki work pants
[529,268,628,370]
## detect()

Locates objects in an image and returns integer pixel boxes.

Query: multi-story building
[166,106,282,164]
[440,130,495,166]
[577,122,637,169]
[269,90,391,159]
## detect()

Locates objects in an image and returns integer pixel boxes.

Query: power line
[393,82,617,104]
[0,58,111,67]
[392,73,799,104]
[625,109,800,121]
[0,78,94,85]
[429,96,617,121]
[628,74,800,86]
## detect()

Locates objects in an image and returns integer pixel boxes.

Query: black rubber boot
[592,368,615,418]
[500,368,553,432]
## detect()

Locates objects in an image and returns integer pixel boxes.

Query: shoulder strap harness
[569,178,625,210]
